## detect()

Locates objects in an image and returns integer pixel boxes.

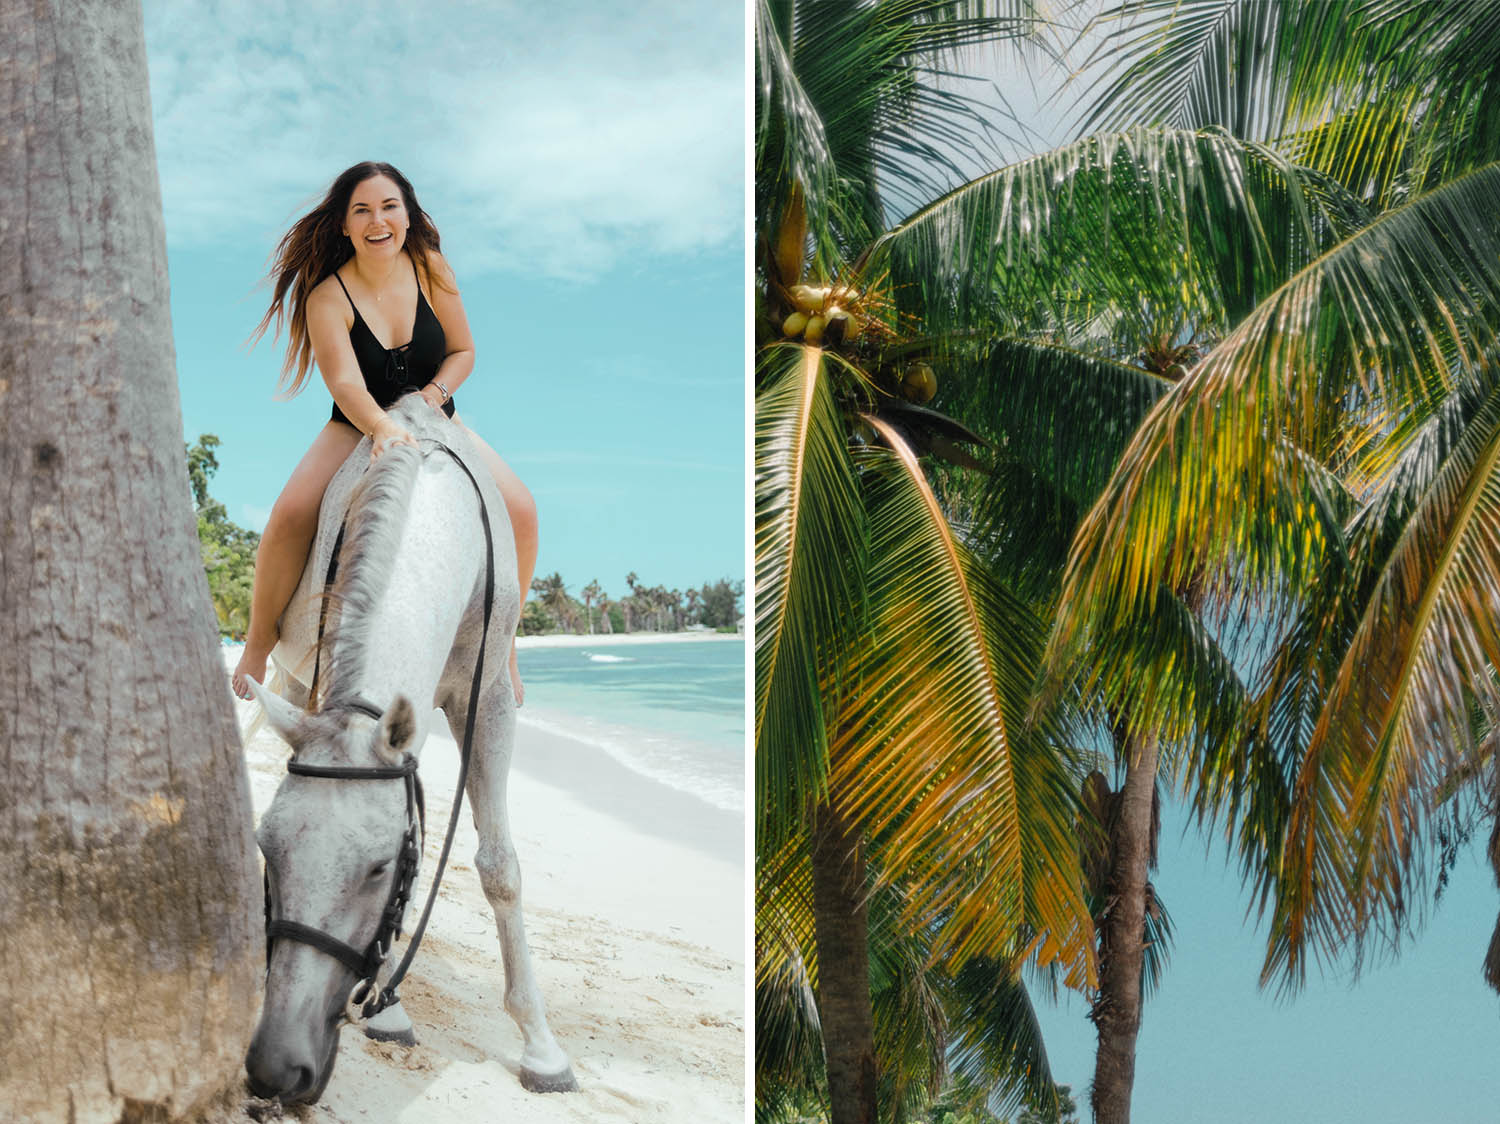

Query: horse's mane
[314,399,437,713]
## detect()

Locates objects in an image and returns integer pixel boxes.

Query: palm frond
[756,0,1059,265]
[829,417,1096,981]
[1054,162,1500,692]
[871,127,1365,340]
[1251,377,1500,988]
[755,343,867,849]
[946,957,1060,1119]
[1072,1,1401,142]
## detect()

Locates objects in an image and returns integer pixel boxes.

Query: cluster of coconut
[781,284,864,346]
[778,276,937,404]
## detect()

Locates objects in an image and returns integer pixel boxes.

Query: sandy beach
[221,649,745,1123]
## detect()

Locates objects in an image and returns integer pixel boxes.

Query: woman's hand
[370,416,418,460]
[418,383,448,412]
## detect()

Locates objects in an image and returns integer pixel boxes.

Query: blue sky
[142,0,744,600]
[1035,803,1500,1122]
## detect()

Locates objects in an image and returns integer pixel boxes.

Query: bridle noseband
[263,435,497,1021]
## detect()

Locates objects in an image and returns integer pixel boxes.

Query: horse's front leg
[446,693,579,1093]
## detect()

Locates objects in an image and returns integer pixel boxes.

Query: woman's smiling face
[343,174,408,258]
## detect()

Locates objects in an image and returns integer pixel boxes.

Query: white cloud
[142,0,743,279]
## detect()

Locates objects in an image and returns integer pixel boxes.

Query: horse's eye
[367,861,390,881]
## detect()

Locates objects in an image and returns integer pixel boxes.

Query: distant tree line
[185,436,743,640]
[188,434,259,638]
[524,570,743,636]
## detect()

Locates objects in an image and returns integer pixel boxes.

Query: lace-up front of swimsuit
[330,255,454,427]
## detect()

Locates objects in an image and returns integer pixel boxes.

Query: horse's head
[243,683,422,1103]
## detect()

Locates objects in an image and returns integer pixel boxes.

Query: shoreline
[515,630,743,649]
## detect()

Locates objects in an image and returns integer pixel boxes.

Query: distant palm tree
[530,572,574,632]
[582,579,603,634]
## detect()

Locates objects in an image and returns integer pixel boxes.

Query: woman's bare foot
[232,643,271,700]
[509,642,524,707]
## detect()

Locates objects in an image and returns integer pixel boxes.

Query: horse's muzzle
[245,1017,341,1104]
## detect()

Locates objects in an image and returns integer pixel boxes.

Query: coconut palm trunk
[1090,731,1159,1124]
[810,798,879,1124]
[0,4,262,1120]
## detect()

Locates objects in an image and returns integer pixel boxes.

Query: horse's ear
[374,695,417,764]
[248,677,306,746]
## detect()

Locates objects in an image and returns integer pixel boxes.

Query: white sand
[515,631,743,650]
[221,651,745,1123]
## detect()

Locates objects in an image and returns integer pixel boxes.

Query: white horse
[242,396,577,1102]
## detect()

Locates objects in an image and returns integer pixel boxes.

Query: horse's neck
[330,468,482,719]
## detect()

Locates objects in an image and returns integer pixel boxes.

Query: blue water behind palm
[516,638,746,813]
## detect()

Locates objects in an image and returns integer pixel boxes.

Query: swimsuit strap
[410,253,426,307]
[332,269,359,317]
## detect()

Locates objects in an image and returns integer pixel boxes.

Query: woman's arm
[307,280,415,456]
[417,250,476,410]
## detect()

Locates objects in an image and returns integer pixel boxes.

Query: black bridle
[263,438,497,1020]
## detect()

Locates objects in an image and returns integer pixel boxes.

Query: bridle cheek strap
[263,755,423,1005]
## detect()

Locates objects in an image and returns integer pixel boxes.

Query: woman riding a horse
[230,161,535,706]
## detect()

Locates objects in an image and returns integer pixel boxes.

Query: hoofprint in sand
[223,649,745,1123]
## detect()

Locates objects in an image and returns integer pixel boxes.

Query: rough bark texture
[0,4,263,1121]
[1089,733,1158,1124]
[810,801,878,1124]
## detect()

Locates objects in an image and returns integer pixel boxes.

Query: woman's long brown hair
[250,161,452,398]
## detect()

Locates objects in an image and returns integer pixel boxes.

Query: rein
[264,436,498,1021]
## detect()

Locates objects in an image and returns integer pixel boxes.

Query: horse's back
[272,397,515,695]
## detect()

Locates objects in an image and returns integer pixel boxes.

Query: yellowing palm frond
[830,417,1095,983]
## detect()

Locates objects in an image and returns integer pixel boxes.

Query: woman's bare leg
[232,422,364,699]
[455,417,538,706]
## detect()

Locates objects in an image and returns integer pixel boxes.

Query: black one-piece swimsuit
[329,255,455,428]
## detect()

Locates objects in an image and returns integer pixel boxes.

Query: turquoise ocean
[515,637,747,815]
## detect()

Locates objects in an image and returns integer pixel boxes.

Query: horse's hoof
[362,1002,417,1046]
[363,1023,419,1046]
[519,1064,579,1094]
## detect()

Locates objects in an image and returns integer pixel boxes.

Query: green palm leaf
[1074,1,1399,141]
[871,127,1364,338]
[1250,378,1500,987]
[756,0,1054,266]
[1053,162,1500,988]
[829,416,1095,980]
[755,343,867,850]
[1056,162,1500,669]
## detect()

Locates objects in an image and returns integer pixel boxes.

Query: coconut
[789,284,829,314]
[804,314,827,345]
[782,311,809,337]
[902,362,937,403]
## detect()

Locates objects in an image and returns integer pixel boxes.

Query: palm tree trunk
[0,3,262,1119]
[1090,730,1159,1124]
[810,799,879,1124]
